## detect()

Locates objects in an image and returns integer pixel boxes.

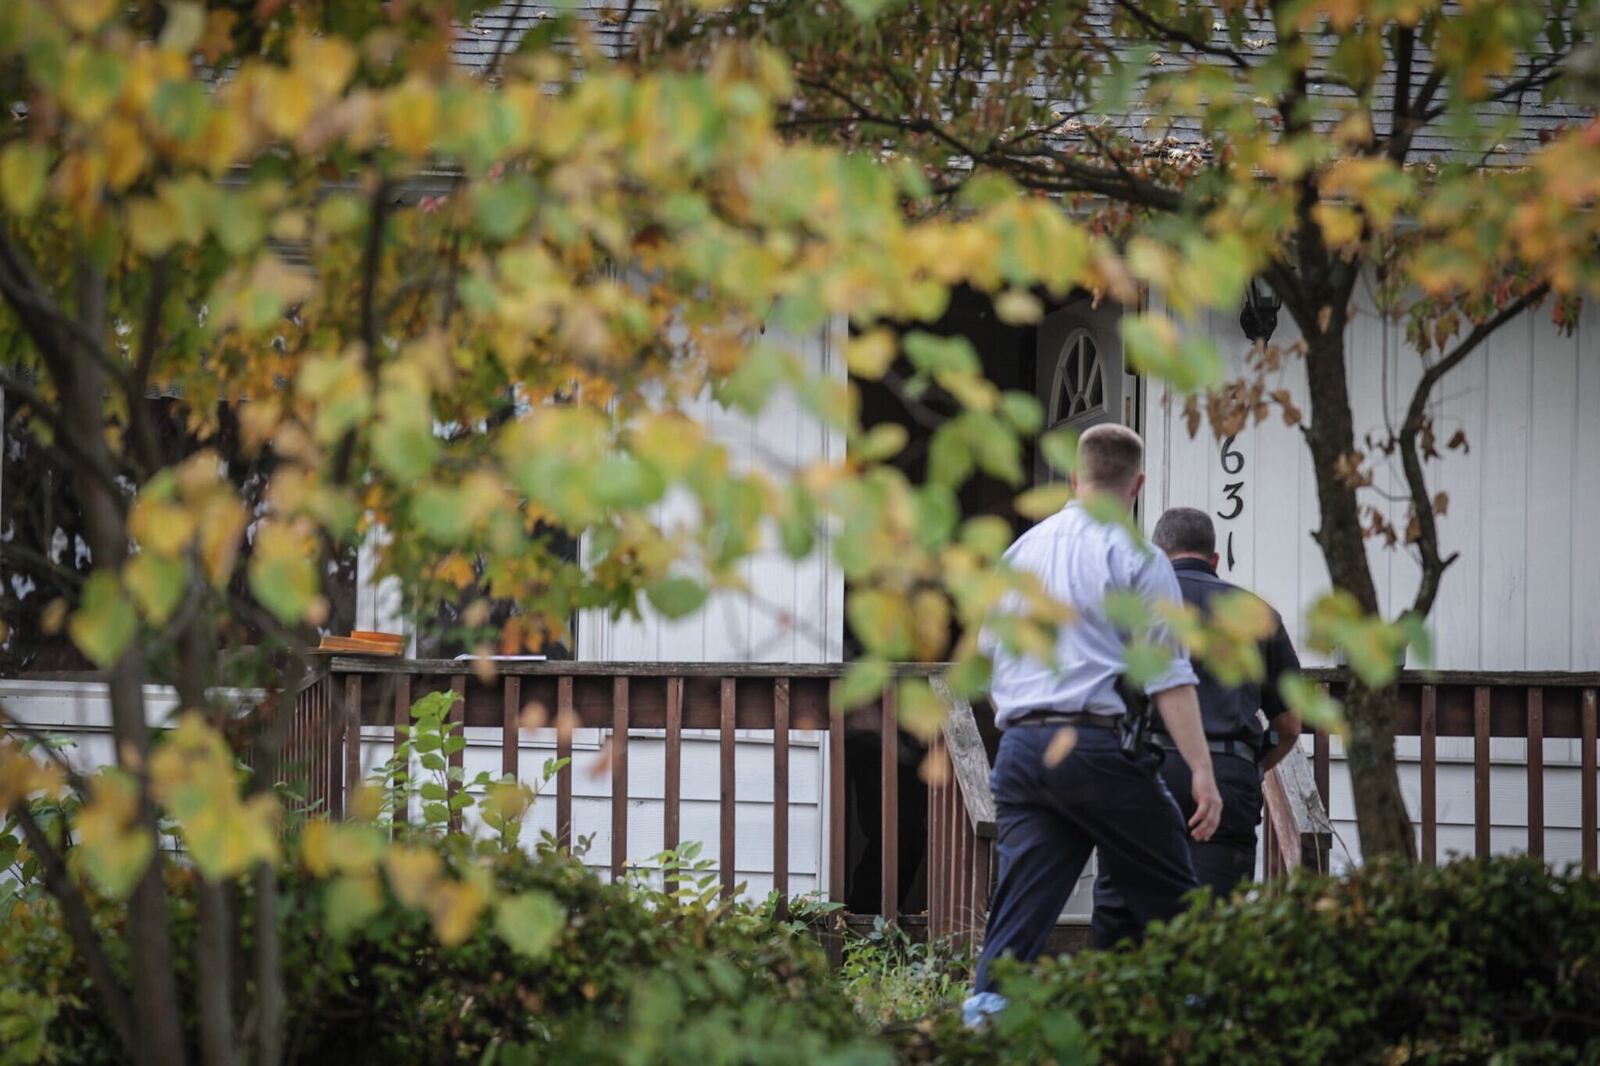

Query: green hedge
[899,856,1600,1065]
[0,847,879,1065]
[8,853,1599,1064]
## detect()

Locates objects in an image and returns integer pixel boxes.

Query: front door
[1034,297,1137,484]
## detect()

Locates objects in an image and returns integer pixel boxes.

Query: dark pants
[973,727,1199,994]
[1092,751,1263,947]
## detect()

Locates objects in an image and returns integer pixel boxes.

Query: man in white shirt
[968,424,1222,1013]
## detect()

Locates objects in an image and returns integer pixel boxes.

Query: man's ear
[1129,472,1146,504]
[1209,552,1221,569]
[1069,472,1081,494]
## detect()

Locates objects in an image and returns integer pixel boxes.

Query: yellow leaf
[896,678,947,741]
[101,118,149,191]
[290,31,357,102]
[196,494,246,587]
[384,846,443,909]
[1014,483,1073,521]
[845,329,896,380]
[0,143,50,217]
[76,772,155,899]
[57,0,117,33]
[1312,202,1364,251]
[1042,726,1077,768]
[909,589,951,662]
[129,493,196,556]
[256,69,316,142]
[127,197,181,254]
[158,3,205,55]
[994,289,1043,325]
[428,877,487,947]
[383,78,439,157]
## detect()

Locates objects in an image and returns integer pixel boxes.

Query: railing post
[610,677,629,882]
[664,677,682,896]
[880,683,899,923]
[720,677,737,899]
[773,677,790,919]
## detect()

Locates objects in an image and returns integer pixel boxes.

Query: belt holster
[1113,675,1154,758]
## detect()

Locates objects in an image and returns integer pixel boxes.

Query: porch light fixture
[1239,277,1281,344]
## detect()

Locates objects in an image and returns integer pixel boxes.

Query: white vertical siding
[574,317,847,900]
[1144,286,1600,671]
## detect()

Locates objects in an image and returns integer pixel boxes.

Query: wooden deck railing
[1294,670,1600,870]
[294,658,955,920]
[285,662,1599,940]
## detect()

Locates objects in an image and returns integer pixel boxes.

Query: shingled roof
[448,1,1590,165]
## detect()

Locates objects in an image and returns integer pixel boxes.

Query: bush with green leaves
[838,918,973,1027]
[1,843,878,1065]
[898,856,1600,1065]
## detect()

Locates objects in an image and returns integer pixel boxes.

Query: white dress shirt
[985,501,1198,729]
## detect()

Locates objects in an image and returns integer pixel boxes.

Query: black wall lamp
[1239,278,1281,344]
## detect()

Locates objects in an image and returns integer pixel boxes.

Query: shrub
[899,856,1600,1065]
[1,845,878,1065]
[838,919,973,1026]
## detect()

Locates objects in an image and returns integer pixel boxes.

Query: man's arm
[1258,612,1304,773]
[1260,712,1303,772]
[1152,684,1222,841]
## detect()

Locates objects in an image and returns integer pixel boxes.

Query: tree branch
[10,802,139,1055]
[1400,281,1549,619]
[1107,0,1253,70]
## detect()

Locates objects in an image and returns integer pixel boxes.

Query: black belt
[1010,710,1122,731]
[1152,733,1259,764]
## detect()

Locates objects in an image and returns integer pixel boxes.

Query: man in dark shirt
[1092,507,1301,944]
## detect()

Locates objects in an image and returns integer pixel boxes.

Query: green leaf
[846,590,913,659]
[495,890,566,959]
[1123,640,1174,690]
[912,484,959,549]
[69,571,138,669]
[959,516,1013,561]
[903,331,980,376]
[835,659,890,712]
[999,392,1044,435]
[646,577,709,620]
[123,553,187,626]
[0,143,49,217]
[1279,673,1345,733]
[325,875,383,939]
[1040,428,1079,476]
[856,423,908,462]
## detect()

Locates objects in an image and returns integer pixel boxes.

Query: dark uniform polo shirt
[1170,557,1301,749]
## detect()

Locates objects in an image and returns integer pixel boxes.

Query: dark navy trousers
[973,726,1199,994]
[1093,751,1262,947]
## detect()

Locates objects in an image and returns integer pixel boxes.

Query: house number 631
[1217,435,1244,571]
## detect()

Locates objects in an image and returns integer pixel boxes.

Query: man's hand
[1152,684,1225,840]
[1188,767,1222,841]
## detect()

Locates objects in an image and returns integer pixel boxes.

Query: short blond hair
[1076,423,1144,491]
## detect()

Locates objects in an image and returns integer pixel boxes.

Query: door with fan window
[1034,298,1137,485]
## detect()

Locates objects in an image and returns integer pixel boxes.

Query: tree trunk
[1302,322,1418,862]
[62,262,190,1065]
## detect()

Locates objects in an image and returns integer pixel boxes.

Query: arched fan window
[1049,328,1105,426]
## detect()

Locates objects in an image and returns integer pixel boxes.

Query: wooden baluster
[393,675,411,828]
[1262,813,1277,882]
[343,675,362,819]
[773,678,790,919]
[881,683,899,923]
[449,676,466,833]
[954,785,969,940]
[1527,688,1544,859]
[611,677,629,883]
[720,678,737,899]
[1313,731,1330,812]
[664,678,683,896]
[502,676,520,780]
[556,676,573,850]
[828,684,846,905]
[927,741,946,938]
[1583,689,1597,874]
[1421,685,1437,866]
[972,832,992,935]
[1474,686,1491,857]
